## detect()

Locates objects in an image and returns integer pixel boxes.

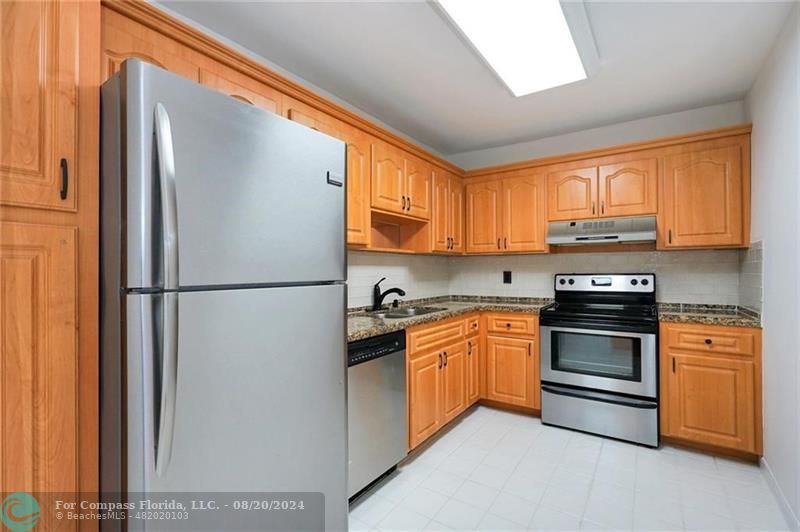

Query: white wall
[448,250,741,305]
[449,101,747,169]
[745,4,800,527]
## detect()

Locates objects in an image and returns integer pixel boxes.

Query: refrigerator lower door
[125,284,347,530]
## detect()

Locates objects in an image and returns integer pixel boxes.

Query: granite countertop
[657,303,762,328]
[347,298,762,342]
[347,297,553,342]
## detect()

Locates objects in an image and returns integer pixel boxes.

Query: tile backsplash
[739,241,763,314]
[348,249,751,308]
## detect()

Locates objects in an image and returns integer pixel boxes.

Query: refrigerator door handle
[154,102,179,290]
[155,292,179,476]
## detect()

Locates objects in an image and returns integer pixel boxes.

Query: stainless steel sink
[369,306,446,319]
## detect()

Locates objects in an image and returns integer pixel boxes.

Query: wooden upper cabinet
[546,166,598,221]
[662,143,745,248]
[1,1,80,210]
[450,178,464,253]
[343,126,372,246]
[199,66,282,115]
[598,158,657,217]
[371,142,406,214]
[432,172,450,252]
[466,181,501,253]
[283,96,341,137]
[432,170,464,253]
[101,8,199,82]
[405,156,431,219]
[1,222,78,493]
[502,173,547,252]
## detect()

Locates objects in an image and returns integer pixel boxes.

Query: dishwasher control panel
[348,330,406,367]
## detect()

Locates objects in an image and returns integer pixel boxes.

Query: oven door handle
[541,385,658,409]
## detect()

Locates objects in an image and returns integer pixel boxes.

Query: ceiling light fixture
[437,0,588,97]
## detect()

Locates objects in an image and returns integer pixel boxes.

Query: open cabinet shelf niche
[370,210,431,254]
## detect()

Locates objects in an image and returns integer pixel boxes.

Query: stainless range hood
[546,216,657,246]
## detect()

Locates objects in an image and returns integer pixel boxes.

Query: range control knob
[631,279,638,286]
[568,279,575,285]
[559,279,566,285]
[641,279,649,286]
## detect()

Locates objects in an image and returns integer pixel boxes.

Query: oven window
[551,331,642,381]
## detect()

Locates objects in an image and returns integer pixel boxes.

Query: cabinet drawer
[466,315,480,337]
[408,318,466,354]
[486,313,537,336]
[664,325,756,357]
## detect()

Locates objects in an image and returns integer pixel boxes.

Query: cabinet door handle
[438,353,443,369]
[468,341,472,355]
[407,196,412,210]
[60,158,69,200]
[672,357,676,373]
[504,237,508,249]
[592,201,596,214]
[443,351,448,367]
[668,229,673,244]
[497,238,500,249]
[601,200,605,214]
[528,342,531,357]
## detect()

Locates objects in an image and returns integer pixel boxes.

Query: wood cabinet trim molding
[100,0,462,175]
[464,124,752,179]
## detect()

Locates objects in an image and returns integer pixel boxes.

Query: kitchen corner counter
[657,303,762,328]
[348,298,553,342]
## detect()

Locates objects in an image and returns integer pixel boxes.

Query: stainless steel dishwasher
[347,330,408,499]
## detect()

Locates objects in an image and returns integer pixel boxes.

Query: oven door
[540,325,657,398]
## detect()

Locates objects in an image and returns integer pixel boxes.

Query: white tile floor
[349,406,789,531]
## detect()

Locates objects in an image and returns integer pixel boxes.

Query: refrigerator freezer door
[125,284,347,530]
[108,60,346,290]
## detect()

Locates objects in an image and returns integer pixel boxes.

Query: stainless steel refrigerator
[100,59,348,530]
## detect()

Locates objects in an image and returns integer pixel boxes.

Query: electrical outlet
[503,271,512,284]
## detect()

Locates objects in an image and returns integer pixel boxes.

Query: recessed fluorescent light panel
[438,0,587,96]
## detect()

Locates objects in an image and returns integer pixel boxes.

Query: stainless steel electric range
[539,274,659,447]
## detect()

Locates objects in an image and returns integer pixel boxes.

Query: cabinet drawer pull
[506,322,511,328]
[704,338,713,345]
[60,158,69,200]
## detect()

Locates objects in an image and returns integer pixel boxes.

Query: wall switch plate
[503,271,512,284]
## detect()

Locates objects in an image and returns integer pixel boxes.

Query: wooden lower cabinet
[467,337,480,404]
[408,350,443,448]
[486,335,537,408]
[442,342,467,423]
[660,323,761,454]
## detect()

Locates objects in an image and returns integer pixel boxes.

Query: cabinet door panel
[408,351,442,449]
[199,67,282,115]
[406,156,431,220]
[503,173,547,252]
[662,145,744,247]
[486,335,533,407]
[442,343,467,422]
[371,142,405,214]
[598,158,657,217]
[1,222,78,493]
[666,352,755,452]
[546,166,598,221]
[467,338,480,405]
[466,181,501,253]
[450,178,464,253]
[432,172,450,251]
[344,127,372,246]
[1,1,79,210]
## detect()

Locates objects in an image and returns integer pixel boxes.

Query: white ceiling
[161,1,793,155]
